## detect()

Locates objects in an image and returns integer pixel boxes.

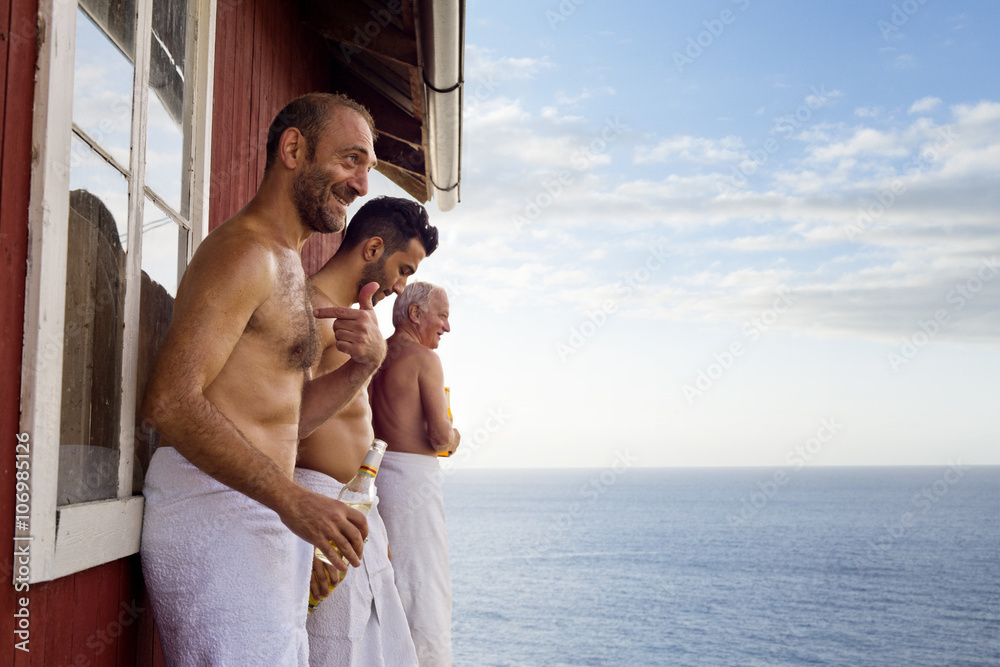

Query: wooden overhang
[299,0,464,208]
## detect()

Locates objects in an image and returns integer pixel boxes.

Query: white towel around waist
[141,446,312,667]
[294,466,417,667]
[376,450,452,666]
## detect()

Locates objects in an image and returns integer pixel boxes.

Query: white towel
[141,447,312,667]
[376,451,453,667]
[294,467,418,667]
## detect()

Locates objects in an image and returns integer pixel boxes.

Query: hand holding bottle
[308,439,388,614]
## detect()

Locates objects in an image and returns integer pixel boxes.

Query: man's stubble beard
[359,256,389,305]
[293,164,348,234]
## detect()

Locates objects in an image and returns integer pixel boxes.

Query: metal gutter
[418,0,464,211]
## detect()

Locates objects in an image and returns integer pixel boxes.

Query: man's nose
[348,168,369,197]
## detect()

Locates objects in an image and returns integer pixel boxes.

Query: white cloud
[808,128,909,162]
[888,54,917,70]
[554,87,616,105]
[634,135,744,164]
[804,89,842,110]
[445,90,1000,343]
[464,44,554,83]
[909,97,942,114]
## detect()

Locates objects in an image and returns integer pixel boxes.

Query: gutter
[418,0,464,212]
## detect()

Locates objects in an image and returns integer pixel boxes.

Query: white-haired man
[369,281,459,666]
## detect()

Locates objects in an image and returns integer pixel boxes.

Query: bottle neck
[359,444,385,478]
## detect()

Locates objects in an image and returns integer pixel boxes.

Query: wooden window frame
[18,0,216,583]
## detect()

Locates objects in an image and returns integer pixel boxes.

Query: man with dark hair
[140,92,382,666]
[265,92,378,170]
[295,196,438,666]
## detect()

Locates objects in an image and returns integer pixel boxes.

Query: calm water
[443,466,1000,666]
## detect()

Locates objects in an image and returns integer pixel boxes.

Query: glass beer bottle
[308,438,388,614]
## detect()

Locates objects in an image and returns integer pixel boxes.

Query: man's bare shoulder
[175,214,280,307]
[383,335,440,371]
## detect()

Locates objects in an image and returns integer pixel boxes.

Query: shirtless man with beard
[296,196,439,666]
[140,93,383,666]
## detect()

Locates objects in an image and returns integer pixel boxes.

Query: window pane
[133,198,185,492]
[141,198,184,296]
[73,3,136,168]
[58,167,129,506]
[145,0,191,215]
[70,134,130,250]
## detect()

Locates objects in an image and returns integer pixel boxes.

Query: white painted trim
[19,0,217,583]
[47,497,145,582]
[188,0,217,250]
[18,0,79,584]
[115,0,153,503]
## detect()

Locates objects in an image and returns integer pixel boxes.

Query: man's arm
[141,237,367,568]
[417,351,460,454]
[299,282,386,438]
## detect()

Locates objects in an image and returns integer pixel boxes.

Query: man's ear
[363,237,384,262]
[408,303,422,323]
[279,127,306,170]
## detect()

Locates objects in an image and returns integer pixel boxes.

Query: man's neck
[245,173,314,252]
[310,257,359,308]
[389,328,424,350]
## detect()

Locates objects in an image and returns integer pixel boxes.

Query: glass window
[58,182,129,505]
[58,0,195,506]
[145,0,190,215]
[72,3,135,169]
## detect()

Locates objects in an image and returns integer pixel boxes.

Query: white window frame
[19,0,216,583]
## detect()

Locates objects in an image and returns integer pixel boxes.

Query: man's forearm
[298,359,379,438]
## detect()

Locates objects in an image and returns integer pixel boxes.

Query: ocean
[442,466,1000,666]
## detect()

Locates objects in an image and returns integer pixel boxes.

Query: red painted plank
[1,0,37,658]
[232,0,255,215]
[1,3,10,147]
[68,562,121,666]
[209,0,236,230]
[133,557,161,667]
[248,0,264,193]
[31,575,76,666]
[115,556,142,667]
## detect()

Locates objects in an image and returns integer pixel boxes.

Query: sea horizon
[444,465,1000,666]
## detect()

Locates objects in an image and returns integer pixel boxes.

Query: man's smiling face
[293,108,376,234]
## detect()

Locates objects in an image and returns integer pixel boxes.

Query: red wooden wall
[0,0,341,665]
[210,0,344,274]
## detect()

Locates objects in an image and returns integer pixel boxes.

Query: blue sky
[361,0,1000,468]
